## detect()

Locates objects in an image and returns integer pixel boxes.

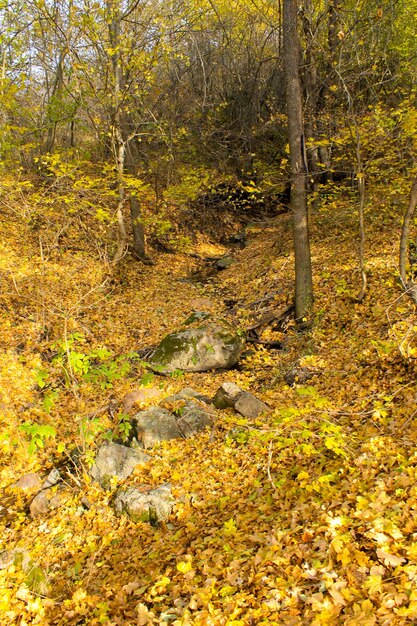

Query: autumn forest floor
[1,172,417,625]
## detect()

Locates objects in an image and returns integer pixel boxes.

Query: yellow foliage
[2,162,417,625]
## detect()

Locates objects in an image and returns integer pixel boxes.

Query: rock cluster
[11,381,269,526]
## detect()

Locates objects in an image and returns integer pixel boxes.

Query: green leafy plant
[116,412,133,442]
[42,389,60,414]
[51,333,132,389]
[19,421,57,455]
[79,416,106,451]
[139,371,155,386]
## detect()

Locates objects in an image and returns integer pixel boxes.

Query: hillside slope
[1,177,417,625]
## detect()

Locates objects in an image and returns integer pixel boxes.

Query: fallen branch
[245,303,294,332]
[241,290,282,310]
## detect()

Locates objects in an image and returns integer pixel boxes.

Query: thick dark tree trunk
[283,0,313,323]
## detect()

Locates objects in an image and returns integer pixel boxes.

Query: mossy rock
[148,319,245,374]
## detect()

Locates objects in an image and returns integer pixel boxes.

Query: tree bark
[302,1,319,190]
[113,135,128,263]
[44,49,66,153]
[125,142,146,258]
[399,176,417,305]
[108,0,146,261]
[283,0,313,323]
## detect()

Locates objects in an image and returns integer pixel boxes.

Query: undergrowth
[1,166,417,625]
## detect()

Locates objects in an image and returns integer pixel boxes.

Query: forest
[2,0,417,624]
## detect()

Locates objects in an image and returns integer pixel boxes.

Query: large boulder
[113,483,174,524]
[90,442,150,488]
[148,314,245,374]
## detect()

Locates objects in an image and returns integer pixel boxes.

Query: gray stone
[113,483,174,524]
[132,407,182,448]
[174,400,213,438]
[148,319,245,374]
[90,442,150,488]
[212,382,269,419]
[234,392,269,419]
[132,401,213,449]
[229,231,247,246]
[42,468,61,490]
[216,255,234,270]
[212,382,242,409]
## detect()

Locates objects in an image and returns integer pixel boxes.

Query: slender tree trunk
[69,119,75,147]
[108,0,146,261]
[283,0,313,323]
[328,0,341,58]
[45,50,66,153]
[336,68,368,301]
[125,142,146,258]
[356,173,367,301]
[113,134,128,263]
[302,1,319,190]
[108,0,129,263]
[399,176,417,305]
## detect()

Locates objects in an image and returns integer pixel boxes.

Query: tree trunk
[45,49,66,153]
[125,143,146,258]
[302,0,319,190]
[283,0,313,323]
[108,0,146,261]
[113,135,128,263]
[399,176,417,305]
[108,0,129,263]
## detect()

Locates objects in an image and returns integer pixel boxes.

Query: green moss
[150,331,193,366]
[183,311,211,326]
[214,329,244,350]
[149,320,245,372]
